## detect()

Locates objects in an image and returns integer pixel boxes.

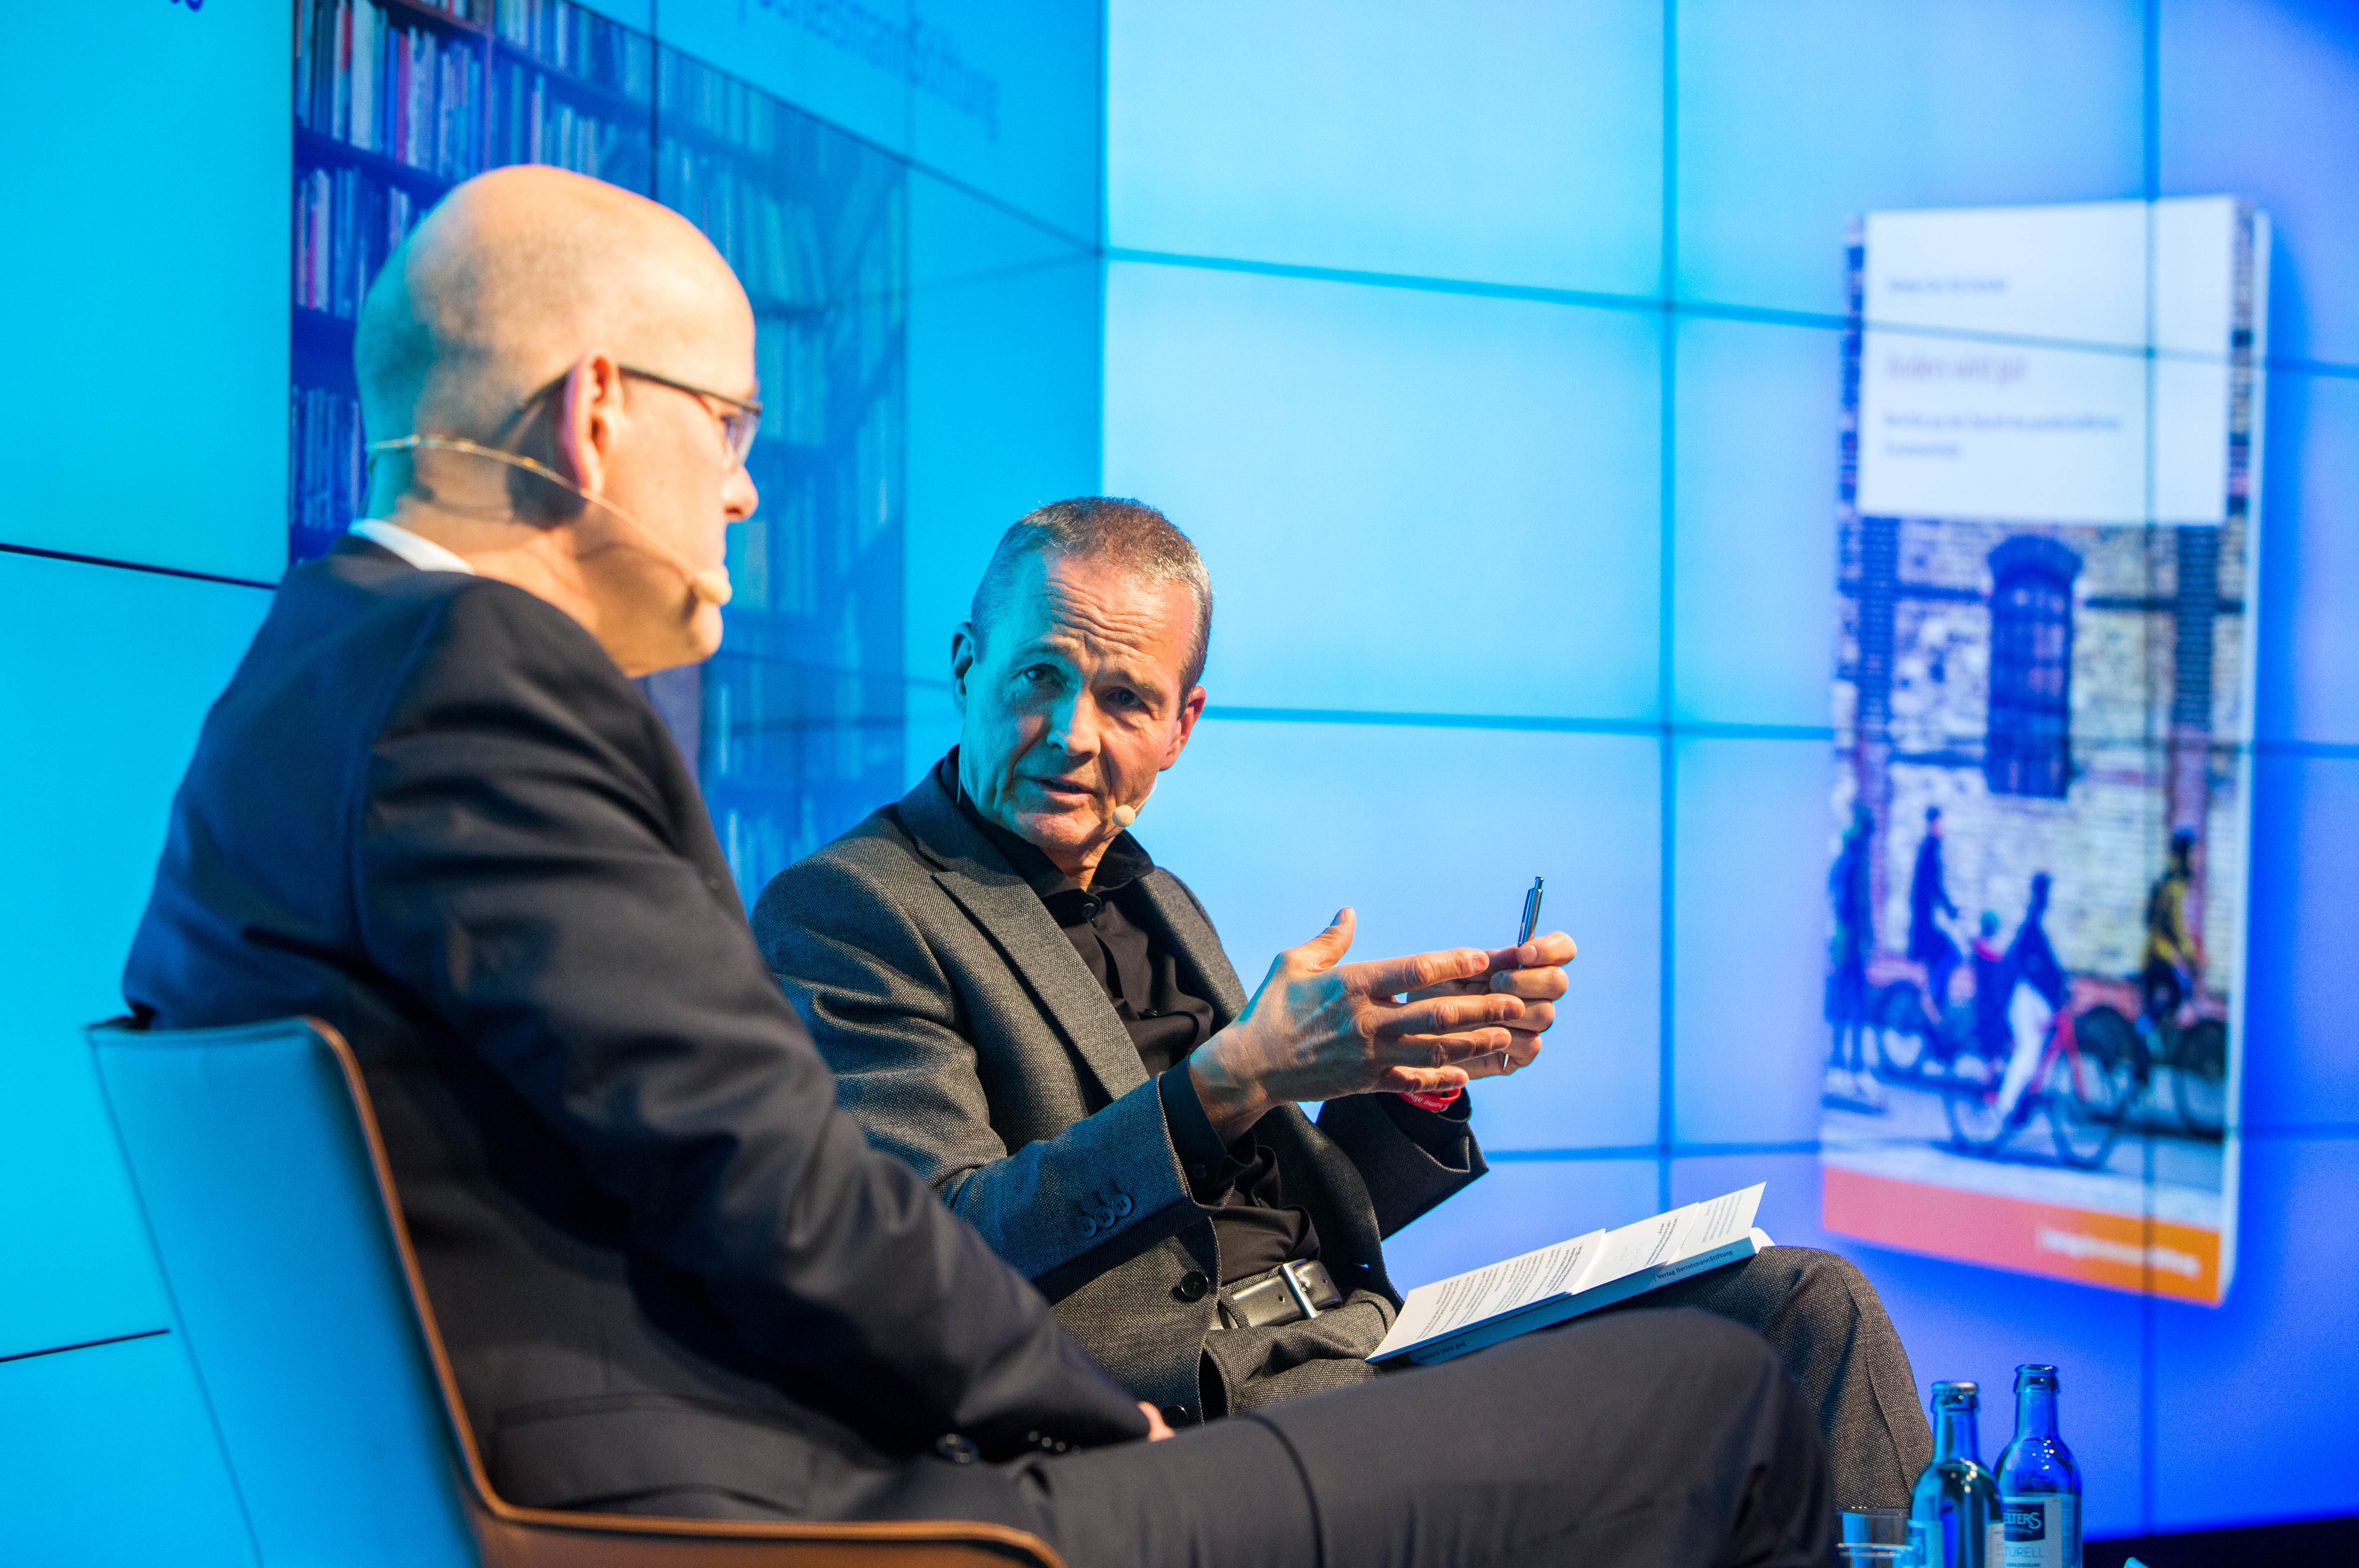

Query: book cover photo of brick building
[1814,198,2265,1306]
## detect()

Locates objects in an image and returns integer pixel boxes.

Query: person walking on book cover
[753,498,1933,1512]
[1909,806,1962,1024]
[1827,803,1877,1095]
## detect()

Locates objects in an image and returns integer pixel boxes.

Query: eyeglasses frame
[614,361,764,467]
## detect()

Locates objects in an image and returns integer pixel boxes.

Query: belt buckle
[1276,1259,1323,1322]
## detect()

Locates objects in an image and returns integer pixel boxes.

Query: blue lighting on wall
[1108,0,2359,1541]
[3,1,2354,1558]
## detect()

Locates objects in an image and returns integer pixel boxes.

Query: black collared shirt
[942,752,1316,1283]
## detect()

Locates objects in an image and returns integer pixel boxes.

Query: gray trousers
[1612,1247,1932,1511]
[1206,1245,1931,1514]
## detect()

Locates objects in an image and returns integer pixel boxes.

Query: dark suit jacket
[749,767,1487,1422]
[122,538,1144,1519]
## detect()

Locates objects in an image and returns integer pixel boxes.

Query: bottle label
[2001,1495,2079,1567]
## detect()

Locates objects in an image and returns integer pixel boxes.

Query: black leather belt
[1212,1259,1344,1331]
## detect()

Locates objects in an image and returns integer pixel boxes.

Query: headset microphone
[1110,779,1154,830]
[366,433,733,608]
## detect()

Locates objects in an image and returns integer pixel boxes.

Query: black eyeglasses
[617,362,763,467]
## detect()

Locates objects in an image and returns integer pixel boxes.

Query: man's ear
[1161,684,1207,770]
[950,622,977,715]
[550,351,623,494]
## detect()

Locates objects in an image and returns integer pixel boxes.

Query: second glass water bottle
[1910,1381,2002,1567]
[1996,1364,2082,1567]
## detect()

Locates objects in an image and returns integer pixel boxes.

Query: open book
[1370,1184,1771,1367]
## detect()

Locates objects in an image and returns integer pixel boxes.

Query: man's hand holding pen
[1184,880,1577,1141]
[1413,929,1576,1082]
[1405,876,1573,1088]
[1186,908,1534,1143]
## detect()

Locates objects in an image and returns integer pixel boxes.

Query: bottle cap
[1932,1381,1980,1407]
[2015,1364,2059,1388]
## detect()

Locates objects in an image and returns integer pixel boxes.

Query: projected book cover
[1820,197,2267,1304]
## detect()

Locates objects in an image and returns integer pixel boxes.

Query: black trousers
[613,1309,1830,1566]
[1014,1308,1828,1568]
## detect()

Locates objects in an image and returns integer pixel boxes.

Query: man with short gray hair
[754,496,1930,1512]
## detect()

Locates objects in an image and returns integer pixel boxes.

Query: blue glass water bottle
[1997,1364,2081,1567]
[1911,1381,2002,1567]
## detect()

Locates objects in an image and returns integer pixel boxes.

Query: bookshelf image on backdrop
[289,0,908,902]
[658,44,908,903]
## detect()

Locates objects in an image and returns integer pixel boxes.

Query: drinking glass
[1838,1506,1911,1564]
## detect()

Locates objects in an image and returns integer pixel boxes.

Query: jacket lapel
[1131,872,1249,1025]
[899,770,1149,1103]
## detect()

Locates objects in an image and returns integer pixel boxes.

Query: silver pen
[1516,876,1545,948]
[1496,878,1545,1076]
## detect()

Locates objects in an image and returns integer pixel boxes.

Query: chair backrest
[94,1017,1066,1568]
[91,1016,482,1568]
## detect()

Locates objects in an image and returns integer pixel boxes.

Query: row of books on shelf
[660,51,794,158]
[295,167,418,319]
[660,146,836,312]
[290,387,368,567]
[496,0,653,101]
[297,0,487,180]
[498,65,650,189]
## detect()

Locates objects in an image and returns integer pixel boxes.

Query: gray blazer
[751,766,1487,1422]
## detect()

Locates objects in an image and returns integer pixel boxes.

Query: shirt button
[1113,1194,1134,1217]
[1161,1405,1189,1427]
[1175,1271,1211,1302]
[935,1434,979,1465]
[1081,1216,1099,1238]
[1096,1206,1119,1227]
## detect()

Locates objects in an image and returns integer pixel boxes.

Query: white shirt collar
[350,518,478,576]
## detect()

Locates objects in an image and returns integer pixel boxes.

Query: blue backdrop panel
[573,0,654,28]
[658,0,1094,245]
[1671,316,1844,729]
[1104,262,1663,720]
[1383,1158,1664,1295]
[1141,719,1663,1155]
[2161,0,2359,368]
[1674,0,2144,317]
[0,1334,251,1568]
[2252,370,2359,748]
[2152,1133,2359,1528]
[909,0,1101,245]
[2239,751,2359,1132]
[0,557,271,1360]
[0,2,287,582]
[904,169,1102,785]
[1669,1149,2151,1539]
[1107,0,1662,295]
[1671,735,1840,1148]
[656,0,914,164]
